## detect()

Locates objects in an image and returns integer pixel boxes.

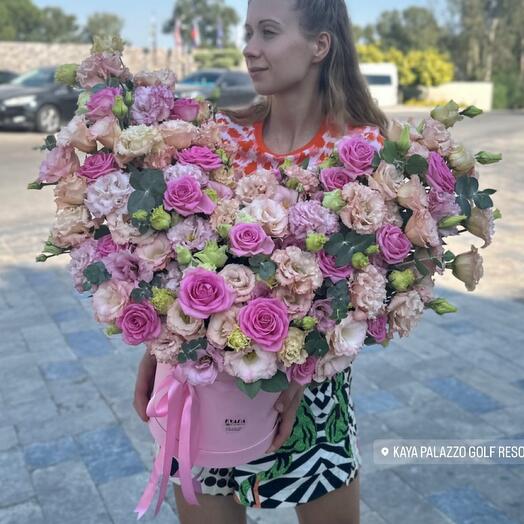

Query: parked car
[0,70,17,84]
[360,62,400,107]
[174,68,261,108]
[0,67,79,133]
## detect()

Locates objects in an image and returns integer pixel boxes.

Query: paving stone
[46,378,102,415]
[425,376,502,414]
[32,460,112,524]
[247,507,298,524]
[39,359,87,381]
[0,448,34,507]
[75,424,145,484]
[361,512,388,524]
[0,426,18,452]
[4,396,58,426]
[23,436,79,470]
[0,500,45,524]
[353,390,404,415]
[64,330,114,359]
[429,486,518,524]
[478,406,524,436]
[98,471,179,523]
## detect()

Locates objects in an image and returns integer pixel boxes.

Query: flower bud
[112,95,128,120]
[438,215,467,229]
[475,151,503,165]
[301,316,318,330]
[91,34,125,54]
[427,298,458,315]
[132,209,149,222]
[176,246,192,265]
[322,189,345,212]
[351,252,369,270]
[151,287,176,315]
[306,232,328,253]
[448,143,476,173]
[430,100,464,128]
[203,187,219,203]
[461,105,483,118]
[286,178,300,190]
[465,208,495,248]
[217,223,232,239]
[149,206,171,231]
[389,268,416,291]
[227,326,251,351]
[55,64,78,86]
[365,244,380,256]
[124,90,134,107]
[36,254,48,263]
[76,91,90,114]
[452,245,483,291]
[397,124,412,155]
[236,212,257,224]
[27,180,44,190]
[493,208,502,220]
[194,240,228,269]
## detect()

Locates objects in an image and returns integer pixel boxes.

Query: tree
[163,0,239,49]
[31,7,81,43]
[0,0,42,41]
[80,12,125,43]
[375,7,444,53]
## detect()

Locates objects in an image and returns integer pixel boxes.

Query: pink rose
[86,87,121,122]
[176,145,223,172]
[116,301,162,345]
[337,135,376,177]
[95,235,122,258]
[320,167,357,190]
[178,267,236,319]
[238,297,289,352]
[316,250,353,283]
[78,153,119,182]
[376,224,413,264]
[38,146,80,184]
[367,315,388,343]
[427,152,456,194]
[286,356,318,385]
[163,175,216,217]
[228,223,275,257]
[171,98,200,122]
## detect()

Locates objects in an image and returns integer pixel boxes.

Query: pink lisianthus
[92,279,133,323]
[309,299,336,334]
[367,315,388,343]
[116,301,162,345]
[78,153,119,183]
[376,224,413,264]
[103,249,154,286]
[38,146,80,184]
[272,287,314,320]
[428,189,462,223]
[427,152,456,194]
[237,297,289,352]
[86,87,121,122]
[228,223,275,257]
[313,353,355,382]
[337,134,376,177]
[130,85,175,125]
[320,166,358,190]
[286,356,318,385]
[178,267,236,319]
[76,52,131,89]
[288,200,339,240]
[176,145,223,172]
[171,98,201,122]
[316,250,354,283]
[180,351,219,386]
[163,175,216,217]
[95,234,122,259]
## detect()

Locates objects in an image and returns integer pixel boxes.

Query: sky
[33,0,446,49]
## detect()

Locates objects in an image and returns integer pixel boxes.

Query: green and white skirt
[167,366,361,508]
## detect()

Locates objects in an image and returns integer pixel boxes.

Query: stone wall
[0,42,197,81]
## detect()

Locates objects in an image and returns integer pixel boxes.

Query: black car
[0,70,17,84]
[174,68,262,108]
[0,67,80,133]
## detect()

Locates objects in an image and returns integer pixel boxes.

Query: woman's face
[243,0,321,96]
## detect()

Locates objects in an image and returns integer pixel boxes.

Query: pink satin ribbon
[135,367,201,519]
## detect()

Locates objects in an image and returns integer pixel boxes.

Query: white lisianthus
[327,312,367,358]
[223,345,278,383]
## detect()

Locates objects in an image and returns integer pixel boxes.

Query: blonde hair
[221,0,389,137]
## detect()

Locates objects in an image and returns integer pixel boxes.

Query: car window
[222,72,253,87]
[180,71,222,85]
[11,68,56,87]
[364,74,393,86]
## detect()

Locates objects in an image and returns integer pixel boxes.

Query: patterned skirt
[167,366,361,508]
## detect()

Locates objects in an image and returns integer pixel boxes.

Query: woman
[135,0,389,522]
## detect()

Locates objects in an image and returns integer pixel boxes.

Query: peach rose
[92,279,133,323]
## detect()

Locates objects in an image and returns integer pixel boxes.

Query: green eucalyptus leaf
[260,370,289,393]
[128,190,157,214]
[405,154,428,176]
[473,193,494,209]
[381,140,399,164]
[83,261,111,286]
[236,378,262,399]
[456,195,472,217]
[304,329,330,357]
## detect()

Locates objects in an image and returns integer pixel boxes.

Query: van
[359,62,399,108]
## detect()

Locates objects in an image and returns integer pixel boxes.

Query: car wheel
[35,104,61,134]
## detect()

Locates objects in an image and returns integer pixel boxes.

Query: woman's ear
[312,31,331,64]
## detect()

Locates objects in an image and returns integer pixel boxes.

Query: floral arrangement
[30,37,502,399]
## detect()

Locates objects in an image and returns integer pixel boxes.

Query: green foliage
[304,329,330,358]
[178,337,207,364]
[83,261,111,288]
[127,166,167,215]
[193,48,244,69]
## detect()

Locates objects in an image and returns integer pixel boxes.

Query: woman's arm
[133,344,157,422]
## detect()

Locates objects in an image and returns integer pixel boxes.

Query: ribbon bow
[135,366,201,519]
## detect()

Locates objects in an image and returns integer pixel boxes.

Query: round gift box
[148,362,281,468]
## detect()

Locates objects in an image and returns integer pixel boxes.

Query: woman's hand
[133,345,157,422]
[266,381,306,453]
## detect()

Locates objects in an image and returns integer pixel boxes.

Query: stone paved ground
[0,110,523,524]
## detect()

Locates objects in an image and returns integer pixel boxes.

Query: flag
[173,18,182,49]
[191,17,201,48]
[216,16,224,48]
